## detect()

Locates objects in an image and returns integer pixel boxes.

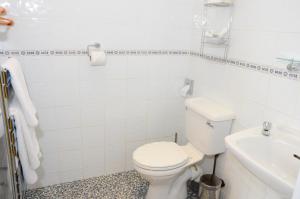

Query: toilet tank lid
[185,97,235,121]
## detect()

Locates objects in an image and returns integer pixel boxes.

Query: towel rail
[0,68,24,199]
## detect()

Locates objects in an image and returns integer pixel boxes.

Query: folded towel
[9,106,38,184]
[2,58,38,127]
[293,169,300,199]
[10,97,41,169]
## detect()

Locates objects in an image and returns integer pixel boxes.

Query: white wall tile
[82,148,105,178]
[126,117,147,142]
[22,57,55,83]
[59,150,83,172]
[125,100,147,119]
[147,101,170,139]
[39,152,60,173]
[81,126,105,149]
[38,130,60,153]
[105,56,128,79]
[59,169,83,184]
[37,108,57,131]
[127,79,148,100]
[127,56,148,79]
[30,82,56,108]
[105,79,127,99]
[79,80,106,104]
[52,57,80,82]
[105,117,126,174]
[266,77,299,116]
[54,106,81,129]
[58,128,82,150]
[105,98,128,119]
[54,82,80,107]
[80,103,105,127]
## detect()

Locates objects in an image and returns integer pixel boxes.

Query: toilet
[133,97,235,199]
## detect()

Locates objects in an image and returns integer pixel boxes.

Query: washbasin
[225,126,300,197]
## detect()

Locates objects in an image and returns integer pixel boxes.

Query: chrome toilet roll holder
[184,78,194,96]
[87,43,101,57]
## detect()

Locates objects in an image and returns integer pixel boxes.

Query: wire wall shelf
[200,0,234,60]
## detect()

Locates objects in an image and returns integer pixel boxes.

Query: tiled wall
[18,54,189,187]
[2,0,194,50]
[189,58,299,199]
[191,0,300,68]
[189,0,300,198]
[0,0,194,187]
[0,0,299,197]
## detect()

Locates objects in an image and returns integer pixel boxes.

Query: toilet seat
[133,142,189,171]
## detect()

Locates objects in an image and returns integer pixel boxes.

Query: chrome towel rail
[0,68,24,199]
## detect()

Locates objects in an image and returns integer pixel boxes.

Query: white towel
[2,58,38,127]
[293,169,300,199]
[11,97,41,169]
[9,106,38,184]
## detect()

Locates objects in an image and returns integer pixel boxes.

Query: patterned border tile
[0,49,298,81]
[0,49,191,57]
[190,51,300,81]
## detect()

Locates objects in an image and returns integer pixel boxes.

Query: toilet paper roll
[90,50,107,66]
[180,85,191,97]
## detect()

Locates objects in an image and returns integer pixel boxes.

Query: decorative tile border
[0,49,298,81]
[190,51,300,81]
[0,49,191,57]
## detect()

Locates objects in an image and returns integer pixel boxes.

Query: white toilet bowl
[133,97,235,199]
[133,142,204,199]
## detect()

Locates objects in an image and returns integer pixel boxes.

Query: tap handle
[263,121,272,131]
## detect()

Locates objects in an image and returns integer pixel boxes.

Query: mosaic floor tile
[25,170,199,199]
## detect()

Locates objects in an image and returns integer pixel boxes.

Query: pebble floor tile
[25,170,199,199]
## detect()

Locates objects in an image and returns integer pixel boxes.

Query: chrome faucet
[262,121,272,136]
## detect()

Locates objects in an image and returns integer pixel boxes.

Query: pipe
[168,164,203,199]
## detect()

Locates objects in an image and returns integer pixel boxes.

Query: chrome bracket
[206,121,214,128]
[87,43,101,57]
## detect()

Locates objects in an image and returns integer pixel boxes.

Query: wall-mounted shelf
[204,0,233,7]
[200,1,234,59]
[277,57,300,63]
[203,40,230,46]
[277,57,300,72]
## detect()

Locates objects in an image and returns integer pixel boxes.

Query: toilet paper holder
[184,78,194,96]
[87,43,101,57]
[181,78,194,97]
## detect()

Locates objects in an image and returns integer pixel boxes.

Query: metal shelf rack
[200,0,234,59]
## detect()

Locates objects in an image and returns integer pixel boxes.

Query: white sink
[225,127,300,197]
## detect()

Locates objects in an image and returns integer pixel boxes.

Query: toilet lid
[133,142,189,171]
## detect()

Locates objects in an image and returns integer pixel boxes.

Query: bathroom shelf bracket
[276,57,300,72]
